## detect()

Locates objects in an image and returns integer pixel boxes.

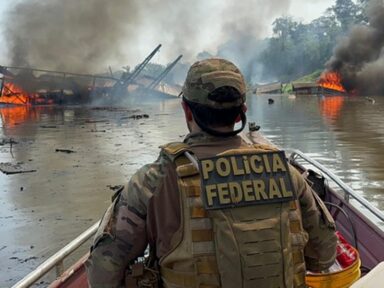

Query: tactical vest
[159,142,308,288]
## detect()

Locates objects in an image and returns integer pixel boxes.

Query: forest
[258,0,368,82]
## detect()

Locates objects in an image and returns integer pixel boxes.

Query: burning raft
[0,44,182,106]
[293,72,346,95]
[254,71,347,96]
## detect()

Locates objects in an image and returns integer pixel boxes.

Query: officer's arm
[85,161,161,288]
[291,167,338,272]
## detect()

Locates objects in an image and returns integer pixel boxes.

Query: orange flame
[318,71,346,93]
[1,81,31,105]
[0,106,31,127]
[320,96,344,121]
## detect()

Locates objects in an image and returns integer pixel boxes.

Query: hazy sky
[0,0,335,67]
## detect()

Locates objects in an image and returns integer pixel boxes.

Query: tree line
[259,0,368,82]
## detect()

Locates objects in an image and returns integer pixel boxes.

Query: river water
[0,94,383,286]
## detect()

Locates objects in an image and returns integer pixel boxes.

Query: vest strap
[192,229,214,242]
[183,185,201,197]
[290,220,302,233]
[191,207,208,218]
[193,242,215,255]
[161,266,195,287]
[197,260,219,274]
[292,250,304,264]
[176,163,199,178]
[293,271,306,287]
[160,142,189,155]
[252,143,279,151]
[289,200,298,210]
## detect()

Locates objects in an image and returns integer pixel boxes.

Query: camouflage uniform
[85,59,337,288]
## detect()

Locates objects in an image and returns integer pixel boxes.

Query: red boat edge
[49,253,89,288]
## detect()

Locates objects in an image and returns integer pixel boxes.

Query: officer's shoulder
[286,162,309,196]
[251,143,279,152]
[159,141,190,161]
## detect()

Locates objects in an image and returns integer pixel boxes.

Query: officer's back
[86,58,337,288]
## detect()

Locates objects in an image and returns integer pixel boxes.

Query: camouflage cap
[182,58,246,109]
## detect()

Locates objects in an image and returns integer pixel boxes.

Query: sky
[0,0,336,68]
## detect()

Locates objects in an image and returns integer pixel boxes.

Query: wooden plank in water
[0,162,36,175]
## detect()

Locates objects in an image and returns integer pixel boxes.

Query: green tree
[329,0,365,31]
[259,13,343,82]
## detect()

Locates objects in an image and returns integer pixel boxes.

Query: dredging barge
[0,45,182,106]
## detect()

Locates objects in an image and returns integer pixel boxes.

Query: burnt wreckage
[0,44,182,105]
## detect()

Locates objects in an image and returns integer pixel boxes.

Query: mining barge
[0,45,182,106]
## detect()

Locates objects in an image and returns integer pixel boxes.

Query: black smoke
[326,0,384,95]
[5,0,140,73]
[3,0,293,79]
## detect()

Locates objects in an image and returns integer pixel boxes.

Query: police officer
[86,58,337,288]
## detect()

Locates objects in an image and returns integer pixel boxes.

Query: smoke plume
[5,0,140,73]
[326,0,384,95]
[5,0,291,78]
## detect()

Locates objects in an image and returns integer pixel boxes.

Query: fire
[318,71,346,93]
[319,96,344,121]
[0,106,31,128]
[1,80,31,105]
[0,106,44,128]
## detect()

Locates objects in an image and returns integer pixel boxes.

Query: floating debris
[90,129,107,133]
[40,125,57,129]
[0,162,36,175]
[108,185,124,201]
[268,98,274,104]
[0,138,18,146]
[55,149,76,154]
[248,122,261,132]
[91,107,140,112]
[128,114,149,120]
[85,119,109,124]
[365,97,375,104]
[107,184,124,191]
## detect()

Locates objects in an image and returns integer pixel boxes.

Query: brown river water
[0,94,383,286]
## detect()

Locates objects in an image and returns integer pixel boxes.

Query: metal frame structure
[0,65,117,81]
[0,44,184,104]
[111,44,162,97]
[0,65,119,105]
[146,55,183,90]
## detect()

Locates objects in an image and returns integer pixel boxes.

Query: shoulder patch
[252,143,278,152]
[160,142,190,160]
[218,144,279,157]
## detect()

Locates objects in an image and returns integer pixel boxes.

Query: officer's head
[181,58,247,137]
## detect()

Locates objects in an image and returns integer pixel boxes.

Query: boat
[11,127,384,288]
